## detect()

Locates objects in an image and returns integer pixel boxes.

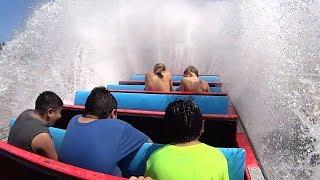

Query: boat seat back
[123,143,245,180]
[106,85,222,92]
[130,74,220,82]
[74,91,228,114]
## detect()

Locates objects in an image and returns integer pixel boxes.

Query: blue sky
[0,0,47,42]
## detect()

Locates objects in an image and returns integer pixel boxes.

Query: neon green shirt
[145,143,229,180]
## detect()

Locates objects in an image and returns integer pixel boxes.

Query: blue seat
[123,143,245,180]
[130,74,220,82]
[106,85,222,92]
[9,118,66,153]
[74,91,228,114]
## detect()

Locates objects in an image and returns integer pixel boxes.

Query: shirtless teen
[178,66,210,92]
[145,63,173,92]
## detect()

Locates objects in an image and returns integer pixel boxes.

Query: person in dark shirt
[8,91,63,160]
[59,86,150,176]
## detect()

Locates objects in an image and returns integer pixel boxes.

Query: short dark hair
[164,100,203,144]
[184,66,199,77]
[35,91,63,116]
[84,86,117,119]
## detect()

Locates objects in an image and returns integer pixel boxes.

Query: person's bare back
[178,66,210,93]
[179,77,210,92]
[145,63,173,92]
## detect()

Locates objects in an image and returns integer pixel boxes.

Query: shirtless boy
[145,63,173,92]
[178,66,210,92]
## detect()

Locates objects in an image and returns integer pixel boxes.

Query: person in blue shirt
[59,86,150,176]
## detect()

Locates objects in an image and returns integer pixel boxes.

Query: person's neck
[174,140,201,147]
[78,114,99,123]
[31,111,47,124]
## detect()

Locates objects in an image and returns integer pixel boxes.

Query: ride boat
[0,74,261,179]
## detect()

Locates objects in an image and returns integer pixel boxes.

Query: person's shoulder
[200,79,209,84]
[200,79,209,87]
[150,145,172,156]
[22,109,33,114]
[181,77,192,83]
[163,70,172,76]
[201,144,227,160]
[99,118,130,128]
[145,72,153,77]
[69,115,81,124]
[17,109,33,119]
[148,145,171,160]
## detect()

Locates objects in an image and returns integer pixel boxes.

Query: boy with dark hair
[145,63,173,91]
[8,91,63,160]
[145,100,229,180]
[59,86,150,176]
[178,66,210,92]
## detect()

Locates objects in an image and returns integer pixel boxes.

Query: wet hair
[164,99,203,144]
[184,66,199,77]
[35,91,63,116]
[84,86,117,119]
[153,63,166,79]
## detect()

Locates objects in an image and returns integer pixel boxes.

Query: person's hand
[129,176,153,180]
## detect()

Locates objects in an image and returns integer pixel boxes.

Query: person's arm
[120,123,151,158]
[200,80,210,92]
[144,74,149,90]
[222,158,229,180]
[179,79,185,91]
[204,82,210,92]
[31,133,58,160]
[166,72,173,91]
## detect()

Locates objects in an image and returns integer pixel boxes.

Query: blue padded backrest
[106,85,222,93]
[130,74,220,82]
[74,91,228,114]
[9,118,66,153]
[124,143,245,180]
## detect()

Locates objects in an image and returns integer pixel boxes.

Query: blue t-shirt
[59,115,149,176]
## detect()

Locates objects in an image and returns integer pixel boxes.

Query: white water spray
[0,0,319,179]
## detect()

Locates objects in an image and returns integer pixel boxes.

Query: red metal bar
[63,105,239,120]
[0,141,125,179]
[135,74,220,76]
[236,133,259,168]
[108,90,227,96]
[119,80,222,87]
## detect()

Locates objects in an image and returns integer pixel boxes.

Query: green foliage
[0,42,5,51]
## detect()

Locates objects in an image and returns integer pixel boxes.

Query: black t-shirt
[8,109,50,152]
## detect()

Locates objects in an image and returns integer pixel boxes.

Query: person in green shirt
[145,100,229,180]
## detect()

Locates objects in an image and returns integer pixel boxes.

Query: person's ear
[200,119,205,134]
[47,108,54,121]
[110,109,117,119]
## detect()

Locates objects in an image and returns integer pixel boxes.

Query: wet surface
[0,0,319,179]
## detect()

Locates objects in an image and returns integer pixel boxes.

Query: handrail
[63,105,239,120]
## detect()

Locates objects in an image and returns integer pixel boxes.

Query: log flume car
[0,74,261,180]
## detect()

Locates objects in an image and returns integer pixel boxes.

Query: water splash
[0,0,319,179]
